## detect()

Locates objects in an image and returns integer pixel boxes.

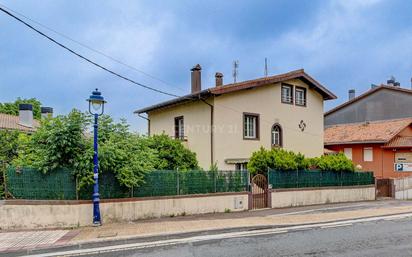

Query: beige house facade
[135,67,336,170]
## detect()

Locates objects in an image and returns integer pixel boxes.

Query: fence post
[214,170,217,193]
[340,170,343,187]
[131,186,134,198]
[75,176,79,200]
[176,169,180,195]
[2,164,8,199]
[319,170,322,187]
[296,169,299,188]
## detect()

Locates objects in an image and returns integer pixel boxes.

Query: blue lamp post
[87,88,106,226]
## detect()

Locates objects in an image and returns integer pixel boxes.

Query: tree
[0,98,42,119]
[12,111,199,191]
[0,130,21,198]
[13,109,94,189]
[146,134,199,170]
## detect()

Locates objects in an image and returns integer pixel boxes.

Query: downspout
[137,113,150,136]
[200,98,214,167]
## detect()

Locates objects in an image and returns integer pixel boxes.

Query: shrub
[248,147,309,174]
[314,153,355,172]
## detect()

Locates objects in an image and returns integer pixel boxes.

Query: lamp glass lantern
[87,88,106,115]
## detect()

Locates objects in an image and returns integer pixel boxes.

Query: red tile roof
[324,118,412,145]
[383,136,412,148]
[135,69,336,114]
[0,113,39,132]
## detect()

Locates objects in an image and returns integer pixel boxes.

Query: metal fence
[6,168,249,200]
[268,169,374,189]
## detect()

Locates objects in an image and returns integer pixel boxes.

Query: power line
[0,6,180,98]
[0,3,188,93]
[0,5,321,137]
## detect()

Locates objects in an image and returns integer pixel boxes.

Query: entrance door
[251,174,268,209]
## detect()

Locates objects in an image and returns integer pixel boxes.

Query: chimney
[191,64,202,93]
[41,107,53,119]
[348,89,355,101]
[394,81,400,87]
[371,84,378,89]
[215,72,223,87]
[410,77,412,89]
[19,104,33,128]
[387,76,395,86]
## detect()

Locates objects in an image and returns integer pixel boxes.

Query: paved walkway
[1,200,412,254]
[0,230,79,253]
[73,200,412,242]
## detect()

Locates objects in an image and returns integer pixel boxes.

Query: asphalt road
[82,216,412,257]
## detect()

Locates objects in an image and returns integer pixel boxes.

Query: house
[0,104,52,133]
[135,65,336,170]
[325,79,412,126]
[324,118,412,179]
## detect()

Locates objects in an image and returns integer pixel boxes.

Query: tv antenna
[232,60,239,83]
[264,58,268,77]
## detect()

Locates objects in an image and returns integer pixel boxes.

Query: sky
[1,0,412,132]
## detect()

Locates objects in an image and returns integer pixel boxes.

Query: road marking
[321,223,352,229]
[267,203,370,217]
[26,212,412,257]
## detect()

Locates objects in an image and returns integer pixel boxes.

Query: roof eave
[134,90,211,114]
[324,140,387,146]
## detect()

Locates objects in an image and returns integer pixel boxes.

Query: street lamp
[87,88,106,226]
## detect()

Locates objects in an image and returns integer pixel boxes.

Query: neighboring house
[135,66,336,170]
[0,104,52,133]
[325,82,412,126]
[324,118,412,179]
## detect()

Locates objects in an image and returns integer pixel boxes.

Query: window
[295,87,307,106]
[271,124,282,147]
[281,84,293,104]
[174,116,184,140]
[235,163,248,171]
[344,148,352,160]
[243,113,259,139]
[363,147,373,162]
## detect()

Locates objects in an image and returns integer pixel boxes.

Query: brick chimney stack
[215,72,223,87]
[191,64,202,93]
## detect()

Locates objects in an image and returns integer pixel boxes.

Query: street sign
[394,163,412,172]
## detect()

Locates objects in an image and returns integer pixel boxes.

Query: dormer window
[281,84,293,104]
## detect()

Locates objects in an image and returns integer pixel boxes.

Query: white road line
[321,223,353,229]
[26,212,412,257]
[267,203,370,217]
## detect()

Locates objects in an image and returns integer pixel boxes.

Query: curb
[3,210,412,257]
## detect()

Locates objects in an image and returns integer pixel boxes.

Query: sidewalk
[73,200,412,242]
[2,200,412,254]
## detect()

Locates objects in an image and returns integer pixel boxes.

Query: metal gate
[251,174,268,209]
[376,179,392,198]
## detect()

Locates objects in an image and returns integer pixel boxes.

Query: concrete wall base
[271,185,376,208]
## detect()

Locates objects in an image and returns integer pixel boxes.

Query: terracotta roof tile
[135,69,336,114]
[383,136,412,148]
[0,113,39,132]
[324,118,412,145]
